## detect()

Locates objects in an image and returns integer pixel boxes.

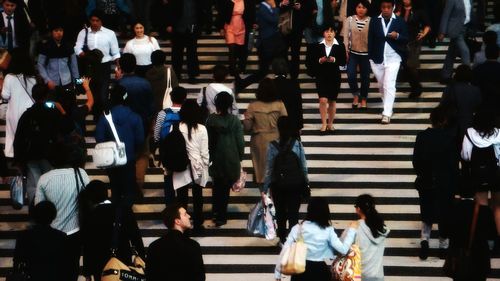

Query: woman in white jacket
[173,100,210,234]
[461,107,500,237]
[355,194,390,281]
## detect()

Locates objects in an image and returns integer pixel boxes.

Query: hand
[327,56,335,63]
[79,52,86,58]
[350,221,359,229]
[220,29,225,37]
[244,111,250,119]
[268,0,277,8]
[85,276,92,281]
[387,31,398,39]
[47,80,56,90]
[437,33,445,42]
[166,26,173,33]
[416,32,426,41]
[319,56,328,64]
[281,0,290,6]
[293,2,301,9]
[82,77,91,91]
[114,66,123,80]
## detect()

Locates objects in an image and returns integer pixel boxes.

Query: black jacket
[274,76,304,131]
[216,0,256,30]
[13,225,67,281]
[146,229,206,281]
[472,60,500,117]
[277,0,317,31]
[313,41,346,80]
[0,10,32,50]
[165,0,205,30]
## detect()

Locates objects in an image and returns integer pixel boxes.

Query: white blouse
[123,36,160,66]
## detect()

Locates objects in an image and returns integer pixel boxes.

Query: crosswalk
[1,5,500,280]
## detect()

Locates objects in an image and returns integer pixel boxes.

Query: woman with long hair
[354,194,389,281]
[123,21,160,77]
[1,48,37,159]
[173,99,209,233]
[275,197,358,281]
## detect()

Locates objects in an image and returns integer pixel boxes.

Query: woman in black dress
[314,24,346,134]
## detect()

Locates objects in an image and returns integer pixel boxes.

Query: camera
[75,78,83,85]
[45,102,55,109]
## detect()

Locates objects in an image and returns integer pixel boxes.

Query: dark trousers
[212,177,232,222]
[402,41,423,94]
[203,0,214,33]
[66,231,81,281]
[171,31,200,79]
[272,188,301,242]
[90,62,112,119]
[164,174,176,206]
[285,30,304,79]
[228,43,248,75]
[346,52,371,99]
[177,183,204,227]
[108,162,137,208]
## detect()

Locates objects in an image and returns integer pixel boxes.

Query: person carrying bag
[92,112,127,168]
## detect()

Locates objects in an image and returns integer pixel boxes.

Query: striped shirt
[35,168,89,234]
[342,16,371,55]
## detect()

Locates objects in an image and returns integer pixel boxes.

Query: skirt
[291,260,331,281]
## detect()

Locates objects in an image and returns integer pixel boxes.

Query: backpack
[159,108,180,140]
[271,139,306,190]
[160,123,190,172]
[465,132,498,188]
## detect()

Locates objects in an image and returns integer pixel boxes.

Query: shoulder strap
[166,67,172,89]
[17,76,35,103]
[74,168,85,194]
[104,112,122,143]
[83,26,89,49]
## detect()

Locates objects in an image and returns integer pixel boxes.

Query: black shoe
[409,90,422,99]
[214,220,227,227]
[419,240,429,260]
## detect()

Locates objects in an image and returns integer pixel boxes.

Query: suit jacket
[0,10,32,50]
[146,229,206,281]
[257,2,280,40]
[313,40,347,80]
[439,0,471,38]
[274,76,304,131]
[368,14,409,64]
[277,0,315,31]
[216,0,256,30]
[165,0,205,30]
[472,61,500,115]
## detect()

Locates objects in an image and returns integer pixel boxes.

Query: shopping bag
[331,244,362,281]
[280,224,307,275]
[162,67,173,109]
[247,201,266,236]
[10,176,24,210]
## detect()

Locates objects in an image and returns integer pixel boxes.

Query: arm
[154,110,166,143]
[123,40,133,54]
[329,226,356,255]
[231,93,239,116]
[1,75,11,100]
[200,126,210,166]
[109,33,121,61]
[367,19,375,59]
[412,133,425,176]
[242,104,254,132]
[134,115,145,149]
[395,18,409,43]
[94,116,106,143]
[439,0,454,36]
[74,29,86,56]
[461,131,473,161]
[82,77,94,112]
[152,37,160,51]
[34,178,46,204]
[298,142,308,183]
[334,43,347,66]
[69,53,80,79]
[234,117,245,161]
[37,54,50,83]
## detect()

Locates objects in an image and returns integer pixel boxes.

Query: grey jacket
[356,220,389,281]
[439,0,471,38]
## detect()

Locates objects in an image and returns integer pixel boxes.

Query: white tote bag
[92,112,127,168]
[162,67,173,109]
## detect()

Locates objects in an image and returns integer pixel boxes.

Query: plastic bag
[10,176,24,210]
[247,201,266,236]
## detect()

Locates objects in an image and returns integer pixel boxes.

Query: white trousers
[369,60,401,117]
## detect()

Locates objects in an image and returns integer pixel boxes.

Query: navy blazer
[257,2,280,40]
[368,14,409,64]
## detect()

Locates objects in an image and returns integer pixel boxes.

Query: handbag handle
[104,112,122,144]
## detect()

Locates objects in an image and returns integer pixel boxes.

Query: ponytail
[355,194,386,238]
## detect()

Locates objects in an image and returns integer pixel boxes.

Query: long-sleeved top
[274,76,304,131]
[35,168,90,234]
[257,2,279,40]
[95,105,145,162]
[117,74,155,128]
[196,83,239,116]
[275,221,356,279]
[74,26,120,63]
[146,229,206,281]
[154,106,180,143]
[356,220,390,281]
[461,127,500,161]
[262,138,308,193]
[368,13,409,64]
[37,39,79,86]
[123,36,160,66]
[342,16,371,55]
[172,123,210,189]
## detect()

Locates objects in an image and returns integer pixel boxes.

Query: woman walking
[123,21,160,76]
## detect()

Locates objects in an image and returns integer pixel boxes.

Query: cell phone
[75,78,83,85]
[45,102,55,109]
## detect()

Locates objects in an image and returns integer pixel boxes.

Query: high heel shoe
[326,125,335,134]
[319,124,327,135]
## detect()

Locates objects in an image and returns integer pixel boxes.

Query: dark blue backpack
[160,108,180,140]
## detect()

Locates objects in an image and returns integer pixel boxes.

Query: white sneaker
[381,115,390,124]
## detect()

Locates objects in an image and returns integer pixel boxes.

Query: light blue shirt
[37,54,80,86]
[275,221,356,278]
[316,0,324,26]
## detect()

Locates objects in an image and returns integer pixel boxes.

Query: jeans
[177,183,204,227]
[346,53,371,99]
[370,60,401,117]
[442,32,470,80]
[26,159,52,204]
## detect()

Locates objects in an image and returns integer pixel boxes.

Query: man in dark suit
[472,44,500,124]
[0,0,32,52]
[165,0,204,84]
[368,0,408,124]
[438,0,473,82]
[146,204,206,281]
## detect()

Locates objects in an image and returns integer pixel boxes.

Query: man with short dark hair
[0,0,32,51]
[196,65,238,115]
[472,44,500,124]
[146,204,206,281]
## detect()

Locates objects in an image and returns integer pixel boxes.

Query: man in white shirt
[197,65,239,117]
[74,9,120,119]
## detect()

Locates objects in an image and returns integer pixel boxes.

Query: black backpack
[465,132,498,188]
[271,139,306,189]
[160,123,190,172]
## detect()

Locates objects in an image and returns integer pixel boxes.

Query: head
[355,194,385,237]
[380,0,395,18]
[277,116,297,145]
[213,64,229,83]
[322,25,336,42]
[453,64,473,83]
[272,57,289,76]
[89,10,104,31]
[485,44,499,60]
[51,27,64,42]
[119,53,137,74]
[151,50,166,66]
[170,86,187,106]
[180,99,201,140]
[162,203,192,232]
[82,180,108,205]
[305,197,331,228]
[6,48,36,76]
[32,201,57,225]
[133,22,145,37]
[256,78,279,102]
[355,0,370,17]
[3,0,17,16]
[109,83,128,106]
[429,104,450,129]
[472,106,498,138]
[32,84,50,103]
[402,0,412,7]
[214,91,234,115]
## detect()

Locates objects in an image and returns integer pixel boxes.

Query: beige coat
[243,100,287,184]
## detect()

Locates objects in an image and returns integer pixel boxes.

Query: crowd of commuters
[0,0,498,280]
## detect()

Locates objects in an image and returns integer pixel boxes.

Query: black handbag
[6,261,30,281]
